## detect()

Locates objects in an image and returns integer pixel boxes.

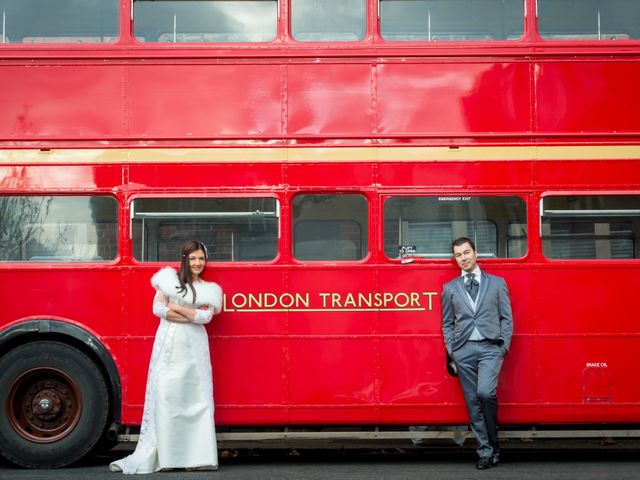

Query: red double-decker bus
[1,0,640,468]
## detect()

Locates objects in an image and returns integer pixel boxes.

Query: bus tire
[0,341,109,468]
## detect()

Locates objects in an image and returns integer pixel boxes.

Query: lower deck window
[541,195,640,259]
[0,196,118,262]
[292,194,368,261]
[132,197,279,262]
[383,196,526,259]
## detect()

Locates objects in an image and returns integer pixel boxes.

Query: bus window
[0,0,118,44]
[292,194,368,261]
[133,0,277,43]
[131,197,279,262]
[291,0,366,42]
[383,196,526,259]
[541,195,640,259]
[538,0,640,40]
[380,0,524,42]
[0,196,117,262]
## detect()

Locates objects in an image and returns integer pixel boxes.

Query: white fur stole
[151,266,222,311]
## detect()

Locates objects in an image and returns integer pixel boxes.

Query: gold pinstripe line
[2,145,640,164]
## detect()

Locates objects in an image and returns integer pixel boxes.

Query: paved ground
[1,445,640,480]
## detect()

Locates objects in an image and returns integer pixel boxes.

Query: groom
[441,237,513,470]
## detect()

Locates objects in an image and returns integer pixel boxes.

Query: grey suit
[441,270,513,460]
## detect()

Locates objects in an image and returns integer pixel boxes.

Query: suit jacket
[441,271,513,355]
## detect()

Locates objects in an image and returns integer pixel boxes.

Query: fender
[0,319,122,424]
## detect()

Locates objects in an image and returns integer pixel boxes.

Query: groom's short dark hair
[451,237,476,254]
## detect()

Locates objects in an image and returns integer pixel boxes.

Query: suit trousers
[451,339,504,459]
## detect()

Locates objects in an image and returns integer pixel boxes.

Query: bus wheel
[0,341,109,468]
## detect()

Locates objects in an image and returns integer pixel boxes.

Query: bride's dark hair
[177,240,208,303]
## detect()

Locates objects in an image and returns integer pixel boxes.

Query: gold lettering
[331,293,342,308]
[344,293,356,308]
[280,293,295,309]
[319,293,330,308]
[226,291,436,312]
[422,292,438,310]
[395,292,410,308]
[383,292,394,307]
[296,293,310,308]
[358,293,372,308]
[373,292,383,307]
[248,293,262,308]
[231,293,247,309]
[410,292,420,307]
[264,293,278,308]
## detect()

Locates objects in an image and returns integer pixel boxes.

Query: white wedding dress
[110,267,222,474]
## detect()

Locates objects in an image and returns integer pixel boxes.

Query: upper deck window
[538,0,640,40]
[134,0,277,43]
[131,197,279,262]
[0,0,118,44]
[383,196,526,259]
[0,196,118,262]
[291,0,366,42]
[541,195,640,259]
[380,0,524,41]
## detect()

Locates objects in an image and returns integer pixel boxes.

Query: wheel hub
[31,387,64,420]
[8,368,82,443]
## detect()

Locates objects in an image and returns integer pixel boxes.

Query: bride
[110,240,222,474]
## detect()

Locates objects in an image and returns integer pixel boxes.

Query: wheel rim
[7,367,83,443]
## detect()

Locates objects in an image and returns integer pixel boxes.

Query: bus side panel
[534,159,640,189]
[536,61,640,134]
[128,64,284,138]
[285,268,378,423]
[213,337,289,425]
[376,62,531,135]
[128,163,283,189]
[377,161,533,189]
[287,162,374,188]
[287,63,373,136]
[215,268,297,425]
[0,65,126,140]
[377,267,538,424]
[0,164,123,190]
[4,269,124,337]
[124,268,289,425]
[536,267,640,421]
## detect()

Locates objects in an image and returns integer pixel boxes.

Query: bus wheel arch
[0,321,121,467]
